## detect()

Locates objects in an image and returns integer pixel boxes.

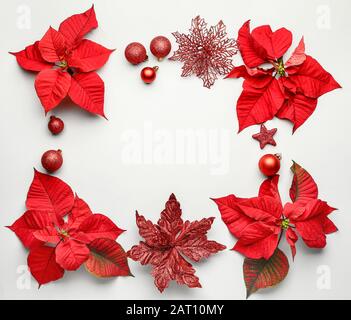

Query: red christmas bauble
[258,154,281,177]
[124,42,147,65]
[41,149,63,173]
[150,36,171,60]
[141,66,158,84]
[48,116,64,135]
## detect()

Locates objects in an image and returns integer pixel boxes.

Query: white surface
[0,0,350,300]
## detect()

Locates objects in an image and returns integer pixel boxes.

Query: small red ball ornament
[124,42,148,65]
[141,66,158,84]
[150,36,172,60]
[48,116,64,135]
[41,149,63,173]
[259,153,281,177]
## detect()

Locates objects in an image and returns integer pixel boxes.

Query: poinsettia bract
[10,6,113,117]
[227,21,341,132]
[7,169,131,286]
[212,162,337,297]
[128,194,225,292]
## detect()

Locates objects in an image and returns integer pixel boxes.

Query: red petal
[212,195,253,238]
[176,218,226,262]
[10,41,52,72]
[237,20,266,68]
[157,193,183,239]
[55,239,89,270]
[78,214,124,243]
[68,196,93,229]
[288,55,341,98]
[28,245,64,285]
[289,162,318,203]
[212,195,281,239]
[7,210,53,248]
[243,248,289,298]
[258,175,282,205]
[276,91,318,132]
[68,39,114,72]
[68,72,105,117]
[286,228,298,259]
[136,212,169,247]
[236,196,283,221]
[284,199,336,249]
[237,77,285,132]
[251,25,292,60]
[152,249,201,293]
[26,169,74,223]
[38,27,66,63]
[234,222,280,260]
[285,37,306,68]
[323,217,338,234]
[33,226,60,245]
[226,65,270,81]
[59,5,98,49]
[35,69,71,113]
[128,241,165,266]
[85,238,132,277]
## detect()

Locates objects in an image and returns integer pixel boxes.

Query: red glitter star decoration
[169,16,238,88]
[252,124,277,149]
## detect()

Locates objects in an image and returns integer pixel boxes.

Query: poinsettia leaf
[10,41,52,72]
[68,39,114,72]
[27,245,64,286]
[58,5,98,49]
[68,72,105,117]
[276,91,318,132]
[78,213,124,243]
[7,210,53,248]
[285,37,306,68]
[243,248,289,298]
[34,69,71,113]
[288,55,341,99]
[251,25,292,60]
[68,195,93,229]
[237,20,266,68]
[85,238,132,277]
[237,77,285,132]
[55,239,89,270]
[26,169,74,223]
[290,161,318,203]
[38,27,66,63]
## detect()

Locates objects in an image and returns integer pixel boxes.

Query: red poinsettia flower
[227,21,341,132]
[8,170,130,286]
[10,6,113,117]
[212,162,337,260]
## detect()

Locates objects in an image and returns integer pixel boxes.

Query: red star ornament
[252,124,277,149]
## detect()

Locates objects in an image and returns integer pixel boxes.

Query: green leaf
[243,248,289,298]
[85,238,132,278]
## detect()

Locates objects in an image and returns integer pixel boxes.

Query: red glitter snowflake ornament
[169,16,238,88]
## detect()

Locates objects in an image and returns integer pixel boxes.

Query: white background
[0,0,350,300]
